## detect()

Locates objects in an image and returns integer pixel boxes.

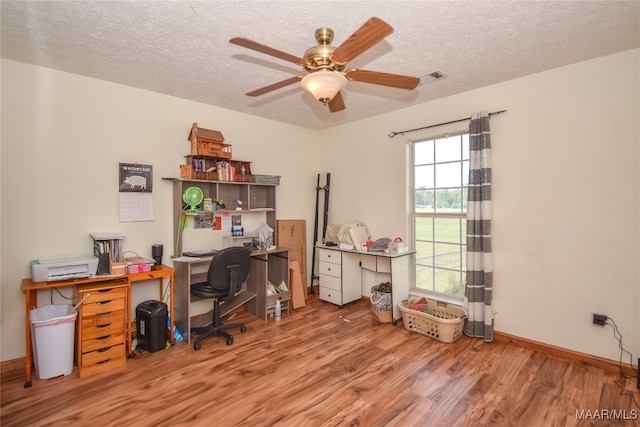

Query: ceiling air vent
[419,70,447,85]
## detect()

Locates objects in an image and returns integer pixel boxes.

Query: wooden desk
[173,248,289,347]
[20,265,174,388]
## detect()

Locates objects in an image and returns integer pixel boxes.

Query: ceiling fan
[229,17,420,113]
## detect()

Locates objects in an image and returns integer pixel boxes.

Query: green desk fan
[183,187,204,215]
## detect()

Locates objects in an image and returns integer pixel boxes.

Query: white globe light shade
[301,71,347,104]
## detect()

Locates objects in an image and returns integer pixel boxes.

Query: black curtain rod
[388,110,507,138]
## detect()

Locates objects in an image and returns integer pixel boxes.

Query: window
[412,133,468,299]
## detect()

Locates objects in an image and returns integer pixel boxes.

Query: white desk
[316,245,415,324]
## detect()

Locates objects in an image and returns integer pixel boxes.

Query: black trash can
[136,300,168,353]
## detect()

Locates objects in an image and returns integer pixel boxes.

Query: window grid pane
[435,163,462,188]
[415,164,434,189]
[415,139,434,165]
[434,268,464,296]
[433,218,461,244]
[415,217,433,242]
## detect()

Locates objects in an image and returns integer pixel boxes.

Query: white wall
[0,59,319,361]
[320,49,639,363]
[2,49,638,364]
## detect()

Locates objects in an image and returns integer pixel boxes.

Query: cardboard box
[277,220,307,295]
[110,261,126,275]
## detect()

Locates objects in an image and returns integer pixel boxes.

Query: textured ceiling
[1,1,638,130]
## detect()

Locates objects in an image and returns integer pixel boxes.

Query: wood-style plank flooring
[2,297,638,426]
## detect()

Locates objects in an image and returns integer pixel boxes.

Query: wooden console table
[20,265,174,388]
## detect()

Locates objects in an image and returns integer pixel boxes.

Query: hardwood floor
[2,298,638,426]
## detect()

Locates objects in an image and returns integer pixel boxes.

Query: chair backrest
[206,246,251,300]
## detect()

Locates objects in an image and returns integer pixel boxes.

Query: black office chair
[190,246,251,350]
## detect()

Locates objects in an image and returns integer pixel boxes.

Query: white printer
[30,256,99,282]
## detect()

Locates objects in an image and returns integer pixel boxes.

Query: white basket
[398,298,467,343]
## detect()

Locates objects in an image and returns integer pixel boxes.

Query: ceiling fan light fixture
[301,71,347,105]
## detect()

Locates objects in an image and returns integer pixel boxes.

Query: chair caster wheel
[226,337,233,345]
[194,342,201,351]
[240,326,247,333]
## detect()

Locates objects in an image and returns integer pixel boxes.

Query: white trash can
[29,304,77,380]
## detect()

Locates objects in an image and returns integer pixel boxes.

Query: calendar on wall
[118,163,154,222]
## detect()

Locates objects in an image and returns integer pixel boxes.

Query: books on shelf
[216,161,235,182]
[192,157,206,172]
[190,158,238,181]
[91,233,126,275]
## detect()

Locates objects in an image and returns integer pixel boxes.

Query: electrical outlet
[590,311,607,326]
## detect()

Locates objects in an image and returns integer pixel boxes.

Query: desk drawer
[82,312,126,340]
[82,343,125,366]
[319,261,341,278]
[82,298,125,316]
[79,344,126,378]
[377,257,391,273]
[320,286,342,306]
[319,274,341,292]
[82,333,125,353]
[83,287,127,304]
[360,254,377,271]
[319,249,341,265]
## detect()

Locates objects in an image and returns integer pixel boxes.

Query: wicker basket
[253,175,281,185]
[398,298,467,343]
[370,283,392,323]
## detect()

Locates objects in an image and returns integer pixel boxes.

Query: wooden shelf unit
[245,249,291,320]
[165,178,277,256]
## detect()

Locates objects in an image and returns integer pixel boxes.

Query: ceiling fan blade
[346,69,420,90]
[331,17,394,65]
[230,37,306,66]
[328,91,345,112]
[246,76,302,97]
